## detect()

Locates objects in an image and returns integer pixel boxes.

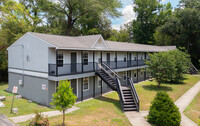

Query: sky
[111,0,180,30]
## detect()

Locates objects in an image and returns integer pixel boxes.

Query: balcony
[49,60,147,77]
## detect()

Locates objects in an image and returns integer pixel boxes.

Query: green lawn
[184,91,200,124]
[135,74,200,110]
[18,92,132,126]
[0,83,54,117]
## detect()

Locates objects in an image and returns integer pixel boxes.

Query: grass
[135,74,200,110]
[184,91,200,124]
[0,83,54,117]
[18,92,131,126]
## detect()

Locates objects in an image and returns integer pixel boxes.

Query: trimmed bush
[147,91,181,126]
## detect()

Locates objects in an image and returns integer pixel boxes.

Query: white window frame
[83,77,89,91]
[83,52,89,65]
[57,52,63,67]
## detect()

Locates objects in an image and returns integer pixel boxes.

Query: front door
[71,79,77,95]
[129,53,131,66]
[71,53,77,73]
[106,53,110,65]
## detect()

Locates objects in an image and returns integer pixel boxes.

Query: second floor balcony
[49,60,147,77]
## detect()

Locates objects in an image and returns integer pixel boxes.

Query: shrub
[147,91,181,126]
[146,49,191,87]
[28,110,49,126]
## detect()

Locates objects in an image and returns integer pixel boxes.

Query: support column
[144,68,146,80]
[93,51,95,71]
[101,80,103,96]
[115,52,117,69]
[137,52,139,66]
[101,51,102,63]
[137,69,139,83]
[127,52,128,67]
[81,51,83,73]
[81,78,83,101]
[93,76,95,98]
[56,50,58,76]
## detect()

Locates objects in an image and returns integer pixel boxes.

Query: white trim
[83,77,89,92]
[7,32,56,50]
[91,35,109,49]
[9,68,48,78]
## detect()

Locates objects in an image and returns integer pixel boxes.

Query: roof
[28,32,176,52]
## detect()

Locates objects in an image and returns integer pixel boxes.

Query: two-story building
[7,32,176,106]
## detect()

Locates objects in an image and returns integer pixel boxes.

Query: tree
[148,91,181,126]
[50,80,77,126]
[42,0,122,35]
[146,51,176,87]
[131,0,172,44]
[146,50,190,87]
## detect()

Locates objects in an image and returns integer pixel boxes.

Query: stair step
[124,96,133,99]
[124,104,136,108]
[124,108,137,111]
[124,99,134,102]
[124,102,135,105]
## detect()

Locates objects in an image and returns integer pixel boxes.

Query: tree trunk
[158,83,161,88]
[63,109,65,126]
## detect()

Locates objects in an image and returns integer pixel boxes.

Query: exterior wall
[8,72,49,106]
[8,34,53,73]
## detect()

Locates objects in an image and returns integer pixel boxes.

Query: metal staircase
[189,63,199,74]
[96,62,140,112]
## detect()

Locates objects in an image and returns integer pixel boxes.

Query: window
[83,77,89,91]
[98,77,102,87]
[141,57,143,60]
[83,52,88,65]
[57,52,63,67]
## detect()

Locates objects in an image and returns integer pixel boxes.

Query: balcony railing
[49,60,147,77]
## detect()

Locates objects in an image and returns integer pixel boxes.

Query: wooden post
[10,95,14,114]
[101,51,102,64]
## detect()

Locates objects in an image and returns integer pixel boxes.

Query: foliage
[131,0,172,44]
[147,91,181,126]
[50,80,77,126]
[28,110,49,126]
[146,49,190,86]
[157,0,200,69]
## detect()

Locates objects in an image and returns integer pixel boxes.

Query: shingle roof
[29,32,176,52]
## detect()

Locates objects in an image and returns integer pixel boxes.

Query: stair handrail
[102,62,122,79]
[191,63,199,73]
[128,77,140,112]
[97,63,114,78]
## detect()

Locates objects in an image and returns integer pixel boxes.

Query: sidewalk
[9,106,79,123]
[125,80,200,126]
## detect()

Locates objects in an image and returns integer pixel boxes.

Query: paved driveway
[0,115,17,126]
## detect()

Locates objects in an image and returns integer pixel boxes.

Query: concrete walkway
[9,106,79,123]
[175,80,200,126]
[0,115,17,126]
[125,80,200,126]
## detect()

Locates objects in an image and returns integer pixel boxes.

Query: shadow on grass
[95,96,123,113]
[142,84,173,92]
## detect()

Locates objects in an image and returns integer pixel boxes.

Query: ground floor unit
[8,68,150,106]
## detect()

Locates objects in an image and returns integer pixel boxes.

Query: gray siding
[8,73,49,106]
